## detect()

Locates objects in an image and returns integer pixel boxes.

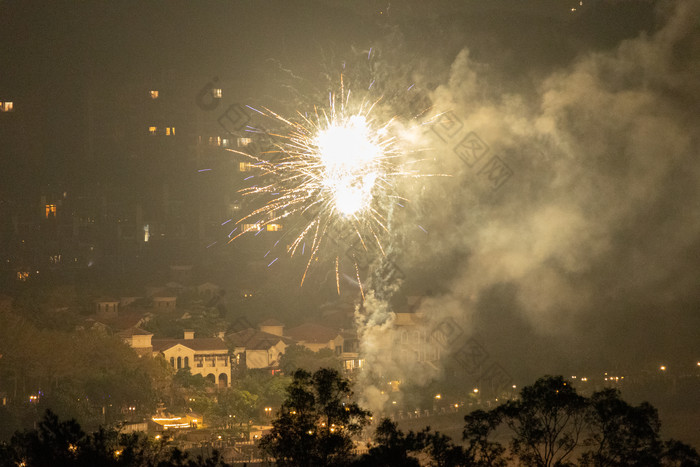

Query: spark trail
[228,81,425,294]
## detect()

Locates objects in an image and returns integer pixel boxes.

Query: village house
[226,326,292,370]
[118,327,154,357]
[285,323,344,354]
[150,331,231,388]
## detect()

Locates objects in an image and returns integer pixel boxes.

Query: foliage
[460,376,700,467]
[210,389,259,429]
[0,409,230,467]
[259,368,371,467]
[356,418,470,467]
[237,370,291,408]
[140,305,227,340]
[462,409,508,467]
[421,429,470,467]
[357,376,700,467]
[579,387,661,466]
[0,313,170,437]
[661,439,700,467]
[173,369,210,391]
[498,375,588,466]
[354,419,422,466]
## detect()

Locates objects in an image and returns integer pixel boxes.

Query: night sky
[2,0,699,383]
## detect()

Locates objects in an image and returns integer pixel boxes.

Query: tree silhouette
[259,368,370,467]
[498,375,587,466]
[661,439,700,467]
[463,409,508,466]
[353,418,422,467]
[580,387,662,466]
[459,376,700,467]
[0,410,230,467]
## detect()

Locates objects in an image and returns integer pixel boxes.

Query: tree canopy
[0,410,229,467]
[259,368,371,467]
[358,376,700,467]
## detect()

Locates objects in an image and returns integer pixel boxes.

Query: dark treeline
[261,370,700,467]
[0,410,228,467]
[2,371,699,466]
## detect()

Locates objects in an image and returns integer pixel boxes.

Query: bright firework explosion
[228,83,416,296]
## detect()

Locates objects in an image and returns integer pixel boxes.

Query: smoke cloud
[356,0,700,409]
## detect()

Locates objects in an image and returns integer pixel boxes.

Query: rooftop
[117,327,153,337]
[227,328,292,350]
[285,323,341,344]
[259,318,284,327]
[151,337,228,352]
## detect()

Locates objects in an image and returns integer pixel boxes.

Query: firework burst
[227,82,419,295]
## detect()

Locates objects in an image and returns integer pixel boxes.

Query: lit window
[166,127,175,136]
[1,102,13,112]
[148,126,157,135]
[239,162,253,172]
[17,271,29,281]
[242,223,261,232]
[237,137,252,147]
[45,204,56,218]
[212,88,222,99]
[209,136,222,146]
[150,90,159,99]
[266,224,282,232]
[143,224,150,242]
[222,138,229,147]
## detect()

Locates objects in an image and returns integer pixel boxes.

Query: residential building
[393,312,442,368]
[118,327,154,357]
[226,327,292,370]
[285,323,344,354]
[339,329,364,372]
[258,318,284,336]
[151,331,231,388]
[95,297,120,321]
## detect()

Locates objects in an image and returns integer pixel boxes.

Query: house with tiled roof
[226,327,292,370]
[392,310,441,368]
[152,295,177,311]
[94,297,120,321]
[258,318,284,337]
[285,323,344,354]
[151,331,231,388]
[118,327,153,357]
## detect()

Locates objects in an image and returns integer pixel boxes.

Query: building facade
[151,332,231,388]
